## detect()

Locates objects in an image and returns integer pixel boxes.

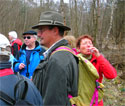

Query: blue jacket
[14,41,45,79]
[9,54,14,70]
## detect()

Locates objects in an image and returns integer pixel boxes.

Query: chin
[41,43,46,47]
[85,53,91,55]
[40,41,43,45]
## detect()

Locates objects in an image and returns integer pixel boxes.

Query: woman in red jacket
[76,35,117,106]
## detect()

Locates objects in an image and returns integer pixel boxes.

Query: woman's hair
[76,34,93,48]
[64,35,76,48]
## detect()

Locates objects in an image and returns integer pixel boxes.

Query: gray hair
[33,35,37,39]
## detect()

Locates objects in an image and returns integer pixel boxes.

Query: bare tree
[74,0,78,36]
[103,0,116,48]
[60,0,67,36]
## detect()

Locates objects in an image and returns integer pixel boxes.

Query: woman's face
[78,38,93,55]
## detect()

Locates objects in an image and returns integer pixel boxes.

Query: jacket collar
[90,54,97,62]
[44,39,69,58]
[21,41,40,50]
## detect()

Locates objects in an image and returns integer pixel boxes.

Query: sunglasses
[23,36,31,39]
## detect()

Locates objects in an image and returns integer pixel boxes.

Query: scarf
[81,53,92,61]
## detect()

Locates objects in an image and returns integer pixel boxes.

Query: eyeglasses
[38,27,48,34]
[23,36,31,39]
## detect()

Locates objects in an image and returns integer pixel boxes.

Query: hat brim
[32,23,71,31]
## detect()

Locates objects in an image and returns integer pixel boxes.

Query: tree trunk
[104,0,116,48]
[74,0,78,37]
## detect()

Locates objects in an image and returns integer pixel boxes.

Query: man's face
[37,26,55,48]
[23,35,36,46]
[78,38,93,55]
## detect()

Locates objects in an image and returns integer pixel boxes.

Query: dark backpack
[0,77,33,106]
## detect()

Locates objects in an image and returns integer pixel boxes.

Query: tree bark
[104,0,116,48]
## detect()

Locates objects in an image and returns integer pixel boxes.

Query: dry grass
[103,70,125,106]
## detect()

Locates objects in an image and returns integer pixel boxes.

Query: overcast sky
[33,0,69,4]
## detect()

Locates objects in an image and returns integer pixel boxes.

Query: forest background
[0,0,125,105]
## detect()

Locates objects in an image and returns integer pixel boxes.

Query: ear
[53,27,59,34]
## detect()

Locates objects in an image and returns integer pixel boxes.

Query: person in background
[32,11,78,105]
[64,35,78,55]
[8,31,23,59]
[0,33,43,106]
[13,31,45,79]
[76,34,117,106]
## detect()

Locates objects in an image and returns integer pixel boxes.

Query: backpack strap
[14,78,28,100]
[51,46,76,56]
[0,91,15,105]
[0,76,28,105]
[90,80,101,106]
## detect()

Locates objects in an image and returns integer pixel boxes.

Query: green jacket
[33,39,78,106]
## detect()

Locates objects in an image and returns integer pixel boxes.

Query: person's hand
[89,47,100,57]
[19,63,25,69]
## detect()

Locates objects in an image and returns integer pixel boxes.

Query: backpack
[52,46,104,106]
[11,39,23,60]
[11,39,22,51]
[0,77,33,106]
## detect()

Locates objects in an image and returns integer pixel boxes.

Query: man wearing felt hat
[32,11,78,105]
[13,30,46,79]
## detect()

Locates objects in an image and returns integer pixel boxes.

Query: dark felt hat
[22,30,37,35]
[32,11,71,31]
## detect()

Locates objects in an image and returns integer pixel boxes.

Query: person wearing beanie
[0,33,43,106]
[13,30,46,79]
[8,31,23,59]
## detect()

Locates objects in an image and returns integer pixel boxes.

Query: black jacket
[33,39,78,106]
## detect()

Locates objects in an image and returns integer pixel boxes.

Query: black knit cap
[22,30,37,35]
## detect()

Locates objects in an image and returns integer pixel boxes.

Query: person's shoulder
[50,50,76,63]
[51,49,71,56]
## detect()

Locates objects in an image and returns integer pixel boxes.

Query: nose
[86,43,91,47]
[37,31,41,37]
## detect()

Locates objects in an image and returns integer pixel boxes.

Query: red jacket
[90,54,117,83]
[91,54,117,106]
